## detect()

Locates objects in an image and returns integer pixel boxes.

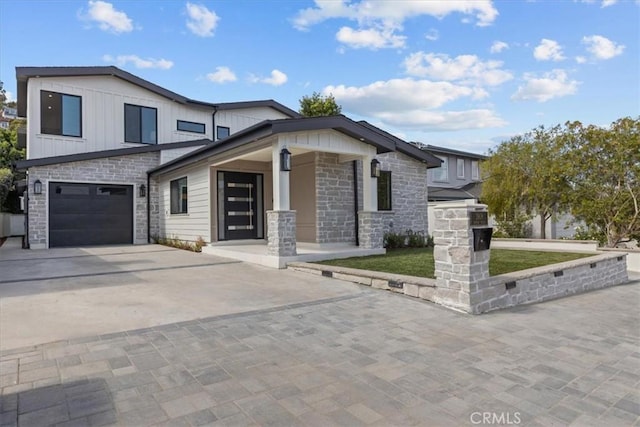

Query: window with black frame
[40,90,82,137]
[377,171,392,211]
[125,104,157,144]
[170,177,188,214]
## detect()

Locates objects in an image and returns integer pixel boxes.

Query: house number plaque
[470,211,488,227]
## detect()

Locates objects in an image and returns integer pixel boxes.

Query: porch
[202,240,385,269]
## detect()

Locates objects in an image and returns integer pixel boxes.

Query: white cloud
[186,2,219,37]
[206,66,237,83]
[575,56,587,64]
[425,29,439,41]
[490,41,509,53]
[336,25,406,49]
[322,78,506,131]
[82,0,133,33]
[102,54,173,69]
[292,0,498,30]
[582,35,625,60]
[602,0,617,6]
[512,69,579,102]
[533,39,565,61]
[250,69,288,86]
[403,52,513,87]
[4,91,15,103]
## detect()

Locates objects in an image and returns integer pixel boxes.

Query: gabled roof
[150,115,439,176]
[15,66,299,118]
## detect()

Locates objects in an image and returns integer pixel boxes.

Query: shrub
[383,230,433,249]
[383,232,406,249]
[153,235,206,252]
[494,212,532,238]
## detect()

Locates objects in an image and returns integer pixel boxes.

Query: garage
[49,182,133,247]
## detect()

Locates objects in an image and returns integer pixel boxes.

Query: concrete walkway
[1,239,639,426]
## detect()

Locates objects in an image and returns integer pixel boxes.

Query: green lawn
[318,247,594,278]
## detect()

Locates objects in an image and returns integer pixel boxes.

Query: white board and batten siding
[215,108,291,139]
[158,164,211,243]
[26,75,214,159]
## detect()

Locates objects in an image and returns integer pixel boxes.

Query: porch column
[268,142,296,256]
[267,210,296,256]
[361,156,377,211]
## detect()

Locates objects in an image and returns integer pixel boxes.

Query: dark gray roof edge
[16,67,300,119]
[357,121,442,167]
[150,115,427,176]
[423,144,488,159]
[15,139,211,170]
[215,100,301,118]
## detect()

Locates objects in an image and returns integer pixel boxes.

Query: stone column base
[358,211,384,249]
[267,210,297,256]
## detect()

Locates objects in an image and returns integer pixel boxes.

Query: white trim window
[471,160,480,181]
[170,177,188,214]
[432,156,449,182]
[457,158,465,179]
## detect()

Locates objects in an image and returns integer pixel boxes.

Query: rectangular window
[217,126,230,140]
[457,158,465,178]
[170,177,188,214]
[177,120,205,134]
[40,90,82,137]
[432,156,449,182]
[471,160,480,181]
[377,171,392,211]
[125,104,157,144]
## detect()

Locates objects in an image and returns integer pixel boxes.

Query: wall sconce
[370,159,381,178]
[139,184,146,198]
[33,179,42,195]
[280,148,291,172]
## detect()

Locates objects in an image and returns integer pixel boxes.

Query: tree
[481,126,569,238]
[298,92,342,117]
[0,81,26,211]
[561,117,640,247]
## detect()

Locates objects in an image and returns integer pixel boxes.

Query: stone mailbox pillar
[432,203,491,313]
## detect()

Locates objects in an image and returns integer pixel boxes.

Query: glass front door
[217,171,264,240]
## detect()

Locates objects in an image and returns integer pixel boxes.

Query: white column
[272,141,290,211]
[362,156,378,211]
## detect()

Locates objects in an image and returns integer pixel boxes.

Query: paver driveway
[1,241,639,426]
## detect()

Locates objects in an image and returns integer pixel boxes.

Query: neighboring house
[423,144,486,202]
[0,106,17,129]
[15,66,441,266]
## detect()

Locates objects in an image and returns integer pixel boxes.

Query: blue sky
[1,0,638,153]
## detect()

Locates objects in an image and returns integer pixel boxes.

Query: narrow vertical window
[432,156,449,182]
[457,158,465,178]
[377,171,392,211]
[471,160,480,181]
[170,177,188,214]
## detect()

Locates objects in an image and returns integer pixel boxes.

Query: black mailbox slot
[473,227,493,251]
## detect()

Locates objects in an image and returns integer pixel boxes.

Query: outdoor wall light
[33,179,42,195]
[371,158,381,178]
[280,148,292,172]
[139,184,146,198]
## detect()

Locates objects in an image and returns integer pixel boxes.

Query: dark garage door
[49,182,133,247]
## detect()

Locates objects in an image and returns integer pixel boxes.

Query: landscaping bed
[318,247,595,278]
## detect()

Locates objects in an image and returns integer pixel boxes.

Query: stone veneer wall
[377,152,429,236]
[314,152,429,245]
[266,210,297,256]
[315,153,357,244]
[27,152,160,248]
[470,253,628,314]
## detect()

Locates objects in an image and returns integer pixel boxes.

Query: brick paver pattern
[1,284,639,426]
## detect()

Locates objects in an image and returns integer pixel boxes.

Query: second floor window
[125,104,157,144]
[41,90,82,137]
[177,120,205,134]
[217,126,230,140]
[472,160,480,181]
[432,156,448,182]
[457,158,465,179]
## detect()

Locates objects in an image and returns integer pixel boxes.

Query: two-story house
[15,66,441,267]
[424,144,486,202]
